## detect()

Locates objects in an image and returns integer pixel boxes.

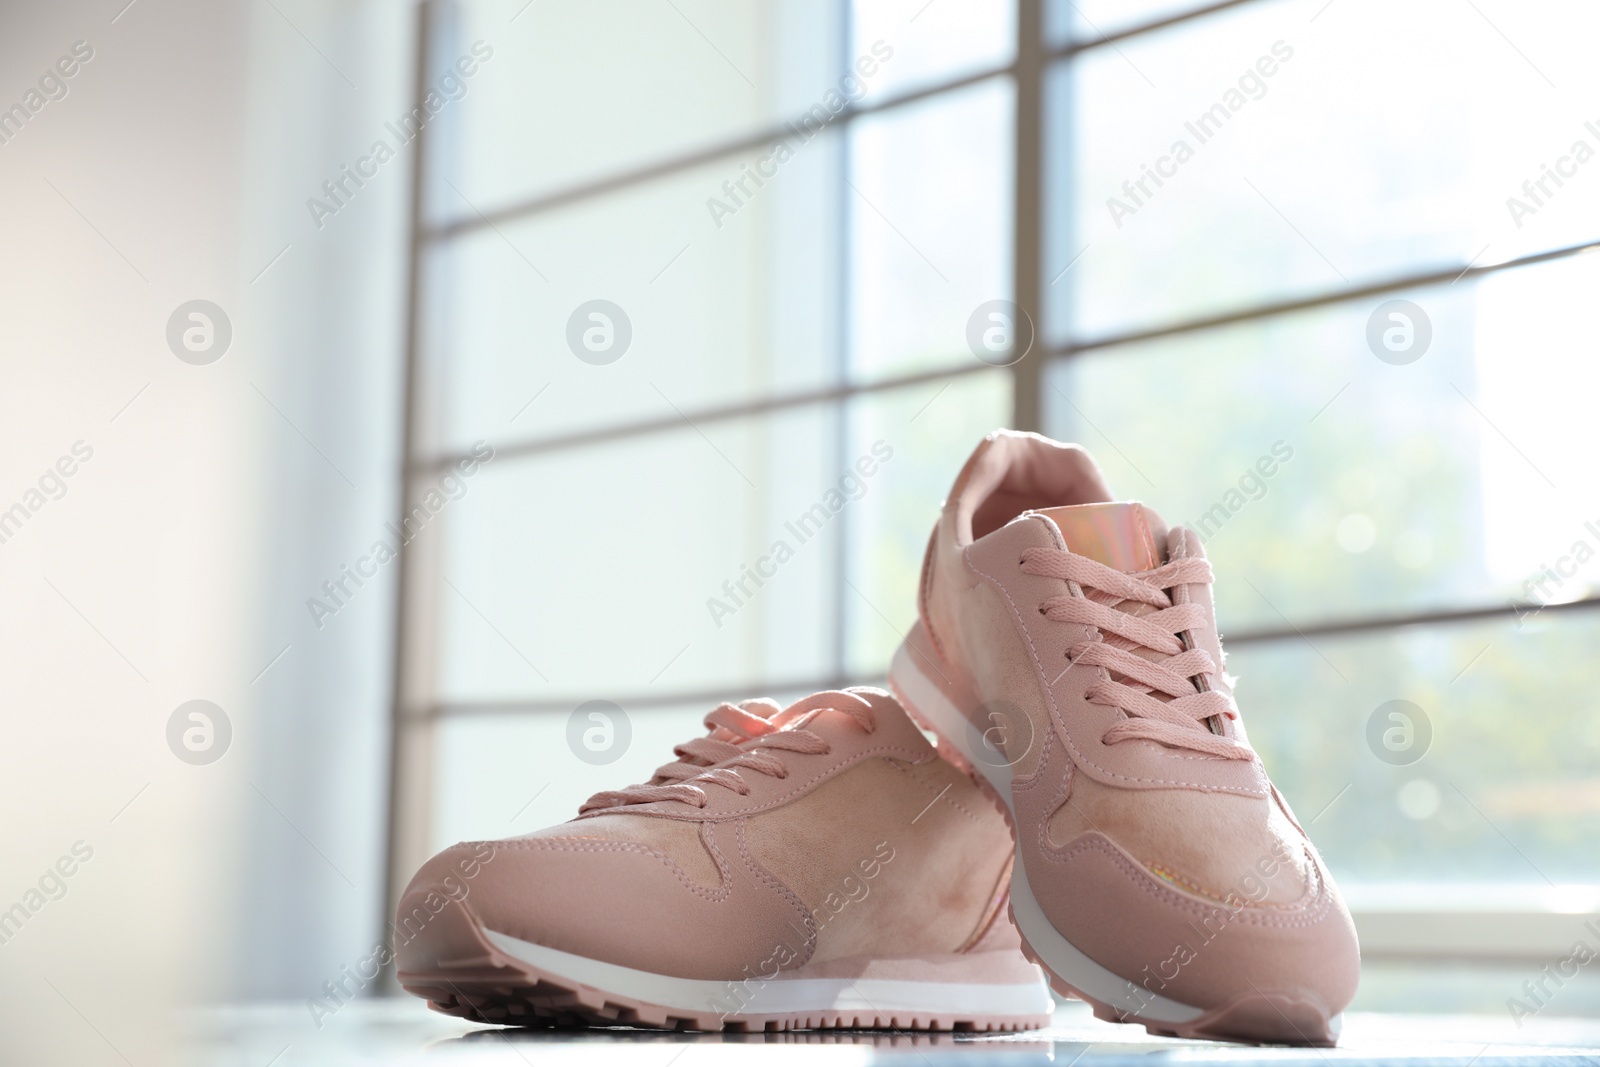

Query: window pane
[437,406,846,706]
[1048,0,1600,342]
[449,0,843,213]
[435,142,843,455]
[1045,0,1217,44]
[852,0,1013,105]
[1229,609,1600,886]
[849,79,1013,379]
[1045,252,1600,632]
[843,371,1012,677]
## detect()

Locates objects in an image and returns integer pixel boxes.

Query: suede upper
[396,688,1025,982]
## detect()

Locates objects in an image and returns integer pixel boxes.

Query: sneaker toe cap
[393,833,796,980]
[1037,831,1359,1023]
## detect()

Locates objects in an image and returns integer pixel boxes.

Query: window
[386,0,1600,1011]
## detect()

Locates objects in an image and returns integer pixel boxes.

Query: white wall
[0,1,411,1061]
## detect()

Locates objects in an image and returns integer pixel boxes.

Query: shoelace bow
[579,690,877,813]
[1021,546,1252,761]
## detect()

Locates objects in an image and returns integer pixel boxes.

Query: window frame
[381,0,1600,975]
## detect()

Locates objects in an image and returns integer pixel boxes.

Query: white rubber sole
[484,929,1054,1021]
[889,640,1207,1026]
[398,893,1052,1031]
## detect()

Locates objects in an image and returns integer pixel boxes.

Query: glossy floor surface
[181,998,1600,1066]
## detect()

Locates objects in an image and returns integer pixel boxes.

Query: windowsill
[1346,886,1600,961]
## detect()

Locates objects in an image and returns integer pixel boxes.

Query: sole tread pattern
[397,901,1049,1033]
[404,970,1047,1033]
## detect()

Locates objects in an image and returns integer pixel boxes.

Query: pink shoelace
[1021,545,1253,761]
[579,690,877,813]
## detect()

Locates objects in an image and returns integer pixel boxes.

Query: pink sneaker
[394,688,1053,1031]
[888,432,1359,1045]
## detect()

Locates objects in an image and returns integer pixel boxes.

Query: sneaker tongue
[1037,502,1168,572]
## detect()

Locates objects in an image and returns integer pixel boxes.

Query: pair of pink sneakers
[395,432,1359,1044]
